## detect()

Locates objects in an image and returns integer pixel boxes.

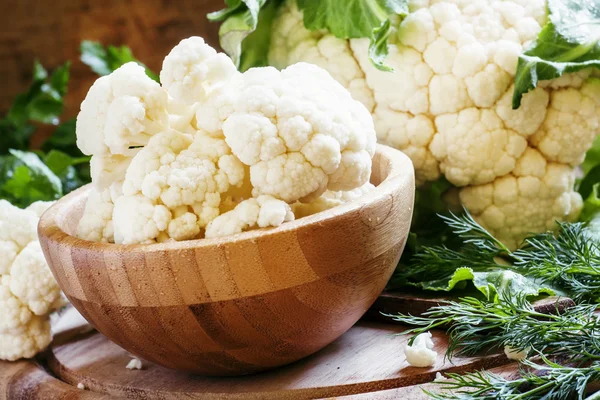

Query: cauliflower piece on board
[268,0,600,244]
[196,62,376,203]
[205,195,294,238]
[404,331,438,367]
[76,62,169,187]
[0,202,63,361]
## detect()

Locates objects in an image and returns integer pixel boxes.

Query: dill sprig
[395,210,600,302]
[387,294,600,362]
[512,222,600,302]
[426,357,600,400]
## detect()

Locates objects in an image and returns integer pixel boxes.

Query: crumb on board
[126,357,144,370]
[434,372,447,382]
[77,383,86,390]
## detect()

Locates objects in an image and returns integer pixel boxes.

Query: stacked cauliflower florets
[75,37,377,244]
[268,0,600,249]
[0,200,64,361]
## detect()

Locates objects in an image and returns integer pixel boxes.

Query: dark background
[0,0,222,138]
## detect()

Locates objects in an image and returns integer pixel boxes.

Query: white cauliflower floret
[504,345,529,360]
[160,36,238,105]
[76,183,121,243]
[0,203,63,361]
[76,62,169,187]
[291,182,375,218]
[205,195,294,238]
[268,0,600,245]
[460,148,583,249]
[197,62,376,203]
[25,201,54,218]
[112,195,172,245]
[9,242,63,316]
[404,331,438,367]
[430,108,527,186]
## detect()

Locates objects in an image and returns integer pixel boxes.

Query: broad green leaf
[0,150,62,207]
[405,267,554,301]
[297,0,408,71]
[512,0,600,108]
[43,150,89,194]
[80,41,159,82]
[582,135,600,175]
[239,0,282,71]
[41,119,83,157]
[0,120,34,153]
[209,0,268,68]
[581,183,600,223]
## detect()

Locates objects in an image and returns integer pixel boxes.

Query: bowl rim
[38,144,414,252]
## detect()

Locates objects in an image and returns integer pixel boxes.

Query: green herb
[209,0,408,71]
[512,0,600,108]
[388,293,599,361]
[80,40,159,81]
[393,211,600,302]
[426,358,600,400]
[0,150,63,207]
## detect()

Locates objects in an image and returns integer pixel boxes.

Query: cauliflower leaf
[512,0,600,108]
[80,41,159,82]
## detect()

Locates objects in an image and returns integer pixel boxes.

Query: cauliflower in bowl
[75,37,378,244]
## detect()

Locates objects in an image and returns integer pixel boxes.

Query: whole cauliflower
[75,37,377,243]
[0,200,65,361]
[266,0,600,248]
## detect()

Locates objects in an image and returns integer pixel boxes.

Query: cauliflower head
[0,200,64,361]
[267,0,600,247]
[76,37,378,244]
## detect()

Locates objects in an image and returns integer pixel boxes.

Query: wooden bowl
[38,144,415,376]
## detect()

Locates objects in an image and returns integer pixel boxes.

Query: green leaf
[0,120,35,153]
[404,267,554,301]
[80,41,159,82]
[209,0,268,68]
[41,119,83,157]
[512,0,600,108]
[4,61,69,127]
[582,135,600,175]
[239,0,282,71]
[297,0,408,71]
[43,150,89,194]
[581,183,600,223]
[0,150,62,207]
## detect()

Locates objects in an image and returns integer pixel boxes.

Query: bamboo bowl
[38,144,415,376]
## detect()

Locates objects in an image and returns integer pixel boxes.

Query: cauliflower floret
[291,182,375,218]
[160,36,238,105]
[205,195,294,238]
[76,62,169,187]
[112,194,172,245]
[504,345,529,360]
[404,331,438,367]
[9,242,63,316]
[0,203,63,361]
[460,148,583,249]
[430,108,527,186]
[197,62,376,203]
[76,183,121,243]
[25,201,54,218]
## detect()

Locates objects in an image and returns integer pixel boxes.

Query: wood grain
[46,322,510,400]
[0,0,223,127]
[38,145,416,376]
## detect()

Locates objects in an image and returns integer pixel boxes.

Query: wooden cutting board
[1,294,576,400]
[1,306,514,400]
